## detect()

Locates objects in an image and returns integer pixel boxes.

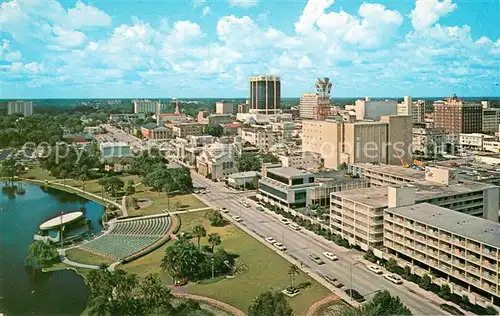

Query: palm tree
[192,225,206,250]
[207,233,221,251]
[98,177,108,199]
[287,264,300,289]
[79,171,89,192]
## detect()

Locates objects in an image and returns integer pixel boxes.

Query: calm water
[0,182,104,315]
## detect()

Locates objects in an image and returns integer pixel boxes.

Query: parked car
[256,206,265,212]
[273,242,287,251]
[289,223,301,231]
[232,215,242,222]
[242,202,250,208]
[279,218,291,225]
[309,254,325,265]
[220,207,229,213]
[367,264,383,274]
[344,289,365,302]
[322,252,338,261]
[323,275,343,288]
[384,273,403,284]
[265,237,277,244]
[439,304,464,316]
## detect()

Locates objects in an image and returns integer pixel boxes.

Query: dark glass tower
[249,75,281,115]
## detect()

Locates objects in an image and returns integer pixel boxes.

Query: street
[190,172,448,316]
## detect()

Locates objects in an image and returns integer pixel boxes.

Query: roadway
[190,172,448,316]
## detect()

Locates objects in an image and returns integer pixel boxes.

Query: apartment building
[302,115,412,169]
[299,93,318,119]
[133,99,164,114]
[397,96,425,124]
[384,203,499,305]
[355,97,398,120]
[482,108,500,133]
[8,100,33,117]
[277,151,322,169]
[167,123,205,138]
[433,95,483,134]
[331,178,499,251]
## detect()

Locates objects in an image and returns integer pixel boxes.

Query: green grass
[65,248,114,266]
[120,210,331,316]
[128,191,207,216]
[316,300,350,316]
[24,166,56,180]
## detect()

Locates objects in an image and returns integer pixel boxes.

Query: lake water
[0,182,104,315]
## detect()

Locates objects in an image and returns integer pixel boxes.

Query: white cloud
[202,6,212,17]
[169,21,204,42]
[49,26,87,49]
[1,39,22,61]
[410,0,457,31]
[295,0,334,34]
[228,0,258,9]
[67,1,112,29]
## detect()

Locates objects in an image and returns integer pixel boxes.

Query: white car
[367,264,383,274]
[322,251,338,261]
[384,273,403,284]
[289,223,301,231]
[279,218,291,225]
[232,215,242,222]
[242,202,250,208]
[273,242,287,251]
[265,237,277,244]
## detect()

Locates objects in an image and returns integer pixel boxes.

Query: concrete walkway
[306,295,340,316]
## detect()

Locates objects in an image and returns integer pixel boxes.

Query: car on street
[279,218,291,225]
[289,223,301,231]
[367,264,383,274]
[309,254,325,265]
[384,273,403,284]
[273,242,287,251]
[220,207,229,213]
[242,202,250,208]
[265,237,277,244]
[256,206,265,212]
[322,252,338,261]
[322,275,343,288]
[345,289,365,302]
[232,215,242,222]
[439,304,464,316]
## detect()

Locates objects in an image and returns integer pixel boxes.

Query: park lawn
[66,248,114,266]
[180,211,332,315]
[128,191,207,216]
[24,166,56,180]
[119,243,173,284]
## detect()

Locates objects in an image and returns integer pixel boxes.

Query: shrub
[419,274,432,291]
[172,215,181,234]
[386,258,399,273]
[364,249,378,263]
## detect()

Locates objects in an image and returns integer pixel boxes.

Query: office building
[198,114,233,126]
[216,101,234,114]
[249,75,281,115]
[355,97,398,120]
[412,125,446,156]
[302,115,412,170]
[167,122,205,138]
[299,93,318,119]
[397,97,425,124]
[8,100,33,117]
[433,95,482,134]
[277,151,322,170]
[482,108,500,133]
[384,203,499,305]
[133,100,162,114]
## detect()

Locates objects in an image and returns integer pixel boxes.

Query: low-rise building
[174,135,215,166]
[141,123,171,140]
[241,128,282,151]
[226,171,259,189]
[384,203,499,305]
[109,113,146,122]
[483,141,500,153]
[199,114,233,126]
[277,151,322,169]
[99,142,132,159]
[196,142,238,180]
[167,123,205,138]
[459,133,496,150]
[157,113,187,123]
[222,123,241,136]
[412,125,446,155]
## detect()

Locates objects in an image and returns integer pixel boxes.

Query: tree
[125,180,136,196]
[338,162,348,170]
[192,225,207,250]
[248,291,293,316]
[205,210,226,227]
[78,169,90,191]
[419,274,432,290]
[106,176,124,197]
[140,273,174,314]
[206,125,223,137]
[261,153,279,164]
[161,239,205,282]
[207,233,221,251]
[363,249,377,263]
[236,152,261,172]
[484,306,498,315]
[0,158,18,185]
[386,258,398,273]
[340,290,412,316]
[25,241,59,269]
[287,264,300,289]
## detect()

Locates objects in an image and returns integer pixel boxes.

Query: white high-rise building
[299,93,318,119]
[215,101,234,114]
[133,100,161,114]
[8,101,33,117]
[397,96,425,123]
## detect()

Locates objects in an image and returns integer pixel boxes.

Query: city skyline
[1,0,499,98]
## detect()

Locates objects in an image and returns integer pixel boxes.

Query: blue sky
[1,0,499,98]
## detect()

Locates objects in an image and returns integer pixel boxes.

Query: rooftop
[334,180,497,209]
[268,167,313,178]
[386,203,500,248]
[351,163,426,181]
[228,171,259,179]
[100,142,129,148]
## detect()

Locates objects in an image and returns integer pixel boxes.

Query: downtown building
[8,100,33,117]
[299,93,318,119]
[302,115,412,170]
[433,95,483,134]
[249,75,281,115]
[397,96,425,124]
[133,99,161,114]
[354,97,398,120]
[216,101,234,114]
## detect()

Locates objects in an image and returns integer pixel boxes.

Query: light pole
[211,258,215,279]
[349,260,363,301]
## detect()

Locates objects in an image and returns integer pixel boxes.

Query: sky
[0,0,499,99]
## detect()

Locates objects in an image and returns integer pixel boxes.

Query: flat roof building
[433,95,482,134]
[384,203,499,305]
[8,100,33,117]
[249,75,281,115]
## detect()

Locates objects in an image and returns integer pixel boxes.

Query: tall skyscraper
[249,75,281,115]
[433,94,482,134]
[299,93,318,119]
[8,101,33,117]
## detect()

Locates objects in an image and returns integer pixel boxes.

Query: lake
[0,182,104,315]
